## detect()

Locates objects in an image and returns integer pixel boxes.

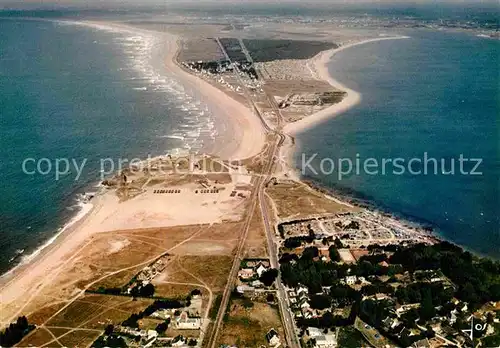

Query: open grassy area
[354,317,396,348]
[152,283,202,299]
[217,299,284,347]
[46,300,109,328]
[58,330,101,348]
[266,181,353,219]
[18,328,56,347]
[338,326,370,348]
[177,38,225,62]
[244,205,268,258]
[27,301,69,326]
[243,39,336,62]
[178,255,234,291]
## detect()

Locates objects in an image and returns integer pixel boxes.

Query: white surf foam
[1,193,95,279]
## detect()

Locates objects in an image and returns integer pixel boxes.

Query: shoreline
[0,19,266,322]
[281,35,498,261]
[0,19,266,277]
[283,35,410,135]
[280,36,411,183]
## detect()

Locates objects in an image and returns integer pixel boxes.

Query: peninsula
[1,15,499,348]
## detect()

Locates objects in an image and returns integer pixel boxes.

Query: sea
[0,9,498,276]
[0,18,220,274]
[295,30,499,258]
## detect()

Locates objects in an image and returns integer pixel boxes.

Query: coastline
[283,36,410,135]
[0,19,266,323]
[280,36,411,182]
[281,35,498,261]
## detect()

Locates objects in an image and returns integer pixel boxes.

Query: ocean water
[295,30,499,258]
[0,19,218,274]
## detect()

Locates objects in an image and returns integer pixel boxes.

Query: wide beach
[0,20,266,324]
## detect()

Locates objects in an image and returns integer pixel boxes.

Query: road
[206,38,298,348]
[259,188,301,348]
[241,36,301,347]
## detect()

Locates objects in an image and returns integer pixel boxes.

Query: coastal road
[259,187,301,348]
[206,38,297,348]
[206,153,275,348]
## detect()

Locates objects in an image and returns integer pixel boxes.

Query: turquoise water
[0,19,216,273]
[295,30,499,258]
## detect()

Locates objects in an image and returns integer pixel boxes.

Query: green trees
[155,319,170,334]
[104,324,114,335]
[260,268,279,286]
[0,316,34,347]
[390,242,500,308]
[419,289,436,321]
[92,334,127,348]
[130,283,155,298]
[328,245,341,262]
[310,294,332,310]
[302,246,319,260]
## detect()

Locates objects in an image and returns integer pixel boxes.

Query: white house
[314,334,337,348]
[256,264,268,277]
[171,337,186,347]
[144,330,158,348]
[300,300,311,310]
[307,327,323,337]
[297,285,309,296]
[177,312,201,330]
[344,276,357,285]
[266,329,281,347]
[238,268,255,279]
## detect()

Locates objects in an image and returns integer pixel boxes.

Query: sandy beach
[163,33,266,161]
[283,36,410,135]
[0,26,406,327]
[0,20,266,324]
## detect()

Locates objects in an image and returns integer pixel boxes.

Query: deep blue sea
[0,16,498,276]
[0,19,218,273]
[296,30,499,258]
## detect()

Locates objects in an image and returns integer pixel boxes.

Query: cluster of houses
[287,285,329,322]
[236,259,271,294]
[115,293,203,347]
[182,58,262,94]
[126,255,170,294]
[304,327,337,348]
[151,295,203,330]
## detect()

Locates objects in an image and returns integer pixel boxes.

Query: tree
[260,268,279,286]
[310,294,331,310]
[302,246,319,260]
[279,253,299,264]
[420,289,436,321]
[266,293,275,303]
[0,316,33,347]
[104,324,114,336]
[190,289,202,296]
[319,311,334,328]
[329,246,341,262]
[156,321,169,334]
[106,335,127,348]
[141,283,155,297]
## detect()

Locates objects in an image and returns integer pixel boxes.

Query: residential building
[256,264,268,277]
[266,328,281,347]
[344,276,357,285]
[177,312,201,330]
[238,268,255,279]
[314,334,337,348]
